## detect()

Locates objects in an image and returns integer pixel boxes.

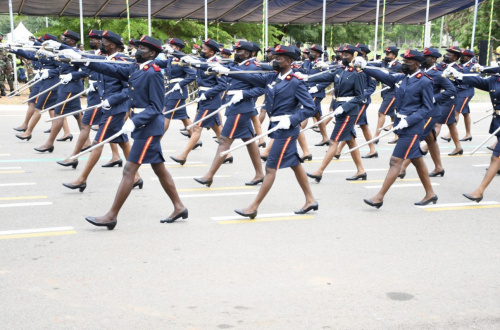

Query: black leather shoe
[487,146,495,152]
[301,154,313,162]
[306,172,322,183]
[373,139,379,145]
[13,127,26,132]
[440,136,451,142]
[333,154,340,159]
[315,140,329,146]
[170,156,186,165]
[44,129,51,134]
[421,150,429,156]
[429,169,445,177]
[294,201,318,214]
[81,146,91,152]
[448,149,463,156]
[398,171,406,179]
[180,130,191,138]
[133,178,143,189]
[194,177,213,187]
[102,159,123,168]
[346,173,367,181]
[192,141,202,150]
[56,134,73,142]
[414,195,438,206]
[362,152,378,159]
[312,127,321,133]
[160,208,188,223]
[387,139,399,144]
[234,209,257,219]
[16,134,31,141]
[364,199,383,209]
[463,193,483,203]
[85,216,117,230]
[245,177,264,186]
[34,146,54,153]
[57,160,78,169]
[223,156,233,164]
[258,142,266,148]
[260,155,268,162]
[63,182,87,192]
[460,136,472,142]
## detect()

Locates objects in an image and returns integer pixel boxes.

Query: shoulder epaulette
[291,73,303,80]
[348,67,354,72]
[245,61,250,66]
[151,63,161,72]
[416,72,423,79]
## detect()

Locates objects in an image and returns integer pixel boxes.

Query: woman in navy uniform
[451,49,475,142]
[160,38,196,134]
[214,45,318,218]
[306,45,367,183]
[445,64,500,202]
[358,50,437,208]
[63,35,187,229]
[169,39,228,165]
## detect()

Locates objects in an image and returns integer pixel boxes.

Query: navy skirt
[438,103,457,125]
[378,96,396,117]
[164,98,188,120]
[194,108,222,128]
[493,136,500,158]
[392,133,422,160]
[82,105,103,126]
[128,136,165,164]
[35,88,58,110]
[266,136,301,170]
[355,103,369,126]
[54,91,82,116]
[421,116,439,141]
[94,111,128,144]
[221,112,255,140]
[330,113,356,142]
[455,96,471,114]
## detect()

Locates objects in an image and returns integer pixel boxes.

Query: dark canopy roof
[6,0,483,25]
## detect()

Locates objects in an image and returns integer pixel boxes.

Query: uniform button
[131,87,135,90]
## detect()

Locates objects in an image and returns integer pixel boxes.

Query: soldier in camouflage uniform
[6,54,14,92]
[0,33,6,96]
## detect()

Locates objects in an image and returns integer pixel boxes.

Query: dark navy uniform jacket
[85,60,165,139]
[228,69,316,139]
[308,67,366,116]
[155,57,196,100]
[299,58,330,98]
[51,46,85,94]
[423,65,456,118]
[364,74,377,105]
[365,69,434,136]
[12,49,60,94]
[80,50,105,106]
[444,61,475,99]
[369,59,402,98]
[192,56,227,110]
[462,75,500,136]
[10,49,43,88]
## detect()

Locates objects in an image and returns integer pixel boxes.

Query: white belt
[228,90,243,95]
[199,86,211,91]
[494,110,500,115]
[132,107,145,114]
[270,115,290,122]
[395,112,407,119]
[336,97,353,102]
[169,78,183,83]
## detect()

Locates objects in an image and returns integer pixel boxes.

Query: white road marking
[180,192,257,198]
[0,202,52,208]
[364,183,440,189]
[0,227,74,236]
[415,201,500,208]
[0,182,36,187]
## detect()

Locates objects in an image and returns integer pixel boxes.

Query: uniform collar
[278,69,293,80]
[424,64,436,72]
[388,59,396,66]
[106,52,119,60]
[139,60,152,70]
[406,70,420,79]
[238,58,252,66]
[207,55,217,62]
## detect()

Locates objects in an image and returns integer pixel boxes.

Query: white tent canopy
[6,22,33,44]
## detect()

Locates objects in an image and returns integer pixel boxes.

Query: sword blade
[40,88,89,113]
[69,130,124,161]
[22,80,64,104]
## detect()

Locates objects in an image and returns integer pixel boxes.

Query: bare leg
[15,102,35,130]
[181,118,193,136]
[61,117,71,138]
[346,137,365,175]
[198,136,234,181]
[163,117,171,134]
[259,109,267,124]
[463,113,472,139]
[244,137,264,181]
[37,115,65,149]
[61,124,91,162]
[291,164,316,209]
[309,140,339,176]
[410,157,435,201]
[151,162,186,218]
[426,133,444,174]
[466,156,500,198]
[373,112,385,138]
[360,125,377,154]
[448,123,463,153]
[240,167,277,214]
[176,124,203,161]
[367,156,403,203]
[106,143,122,163]
[251,115,265,146]
[17,108,42,137]
[261,139,273,158]
[317,113,329,143]
[297,132,311,158]
[67,144,105,185]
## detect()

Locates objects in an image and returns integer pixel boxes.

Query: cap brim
[136,40,161,52]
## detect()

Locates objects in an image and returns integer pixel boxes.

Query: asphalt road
[1,99,499,329]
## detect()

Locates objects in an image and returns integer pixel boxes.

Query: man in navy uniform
[358,50,437,208]
[213,45,318,218]
[305,45,367,183]
[62,35,187,229]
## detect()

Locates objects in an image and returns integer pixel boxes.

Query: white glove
[332,106,344,116]
[308,86,319,94]
[277,116,291,130]
[37,49,55,58]
[448,67,463,80]
[172,83,182,92]
[394,118,409,130]
[229,90,244,104]
[60,73,72,84]
[163,44,174,54]
[181,56,196,64]
[88,81,97,92]
[472,63,484,72]
[354,56,367,69]
[197,93,207,102]
[40,69,50,80]
[59,49,82,61]
[212,63,230,75]
[102,99,111,110]
[34,71,41,80]
[42,40,61,49]
[316,61,330,69]
[122,118,136,134]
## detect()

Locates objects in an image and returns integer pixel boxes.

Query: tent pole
[486,0,495,63]
[471,0,479,48]
[265,0,268,50]
[381,0,386,50]
[204,0,208,40]
[126,0,131,41]
[424,0,430,47]
[262,0,265,48]
[374,0,380,58]
[439,16,444,48]
[321,0,326,51]
[8,0,18,91]
[148,0,151,36]
[79,0,84,47]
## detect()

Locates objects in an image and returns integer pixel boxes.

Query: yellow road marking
[0,231,76,240]
[218,215,314,224]
[424,204,500,212]
[178,186,254,192]
[165,164,208,168]
[349,178,420,184]
[0,195,47,201]
[0,171,25,174]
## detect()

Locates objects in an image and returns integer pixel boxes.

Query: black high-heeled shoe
[301,154,313,162]
[294,201,319,214]
[487,146,495,151]
[448,149,463,156]
[180,130,191,138]
[133,178,143,189]
[362,152,378,159]
[16,134,32,141]
[245,177,264,186]
[333,154,340,159]
[429,169,445,177]
[34,146,54,153]
[460,136,472,142]
[81,146,91,152]
[170,156,186,165]
[223,156,233,164]
[306,172,322,183]
[85,216,117,230]
[346,173,367,181]
[56,134,73,142]
[194,177,213,187]
[57,160,78,169]
[315,140,329,146]
[398,171,406,179]
[260,155,268,162]
[160,208,188,223]
[192,141,202,150]
[363,199,383,209]
[234,209,257,219]
[463,193,483,203]
[440,136,451,142]
[13,127,27,132]
[62,182,87,192]
[258,142,266,148]
[44,129,51,134]
[414,195,438,206]
[101,159,123,168]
